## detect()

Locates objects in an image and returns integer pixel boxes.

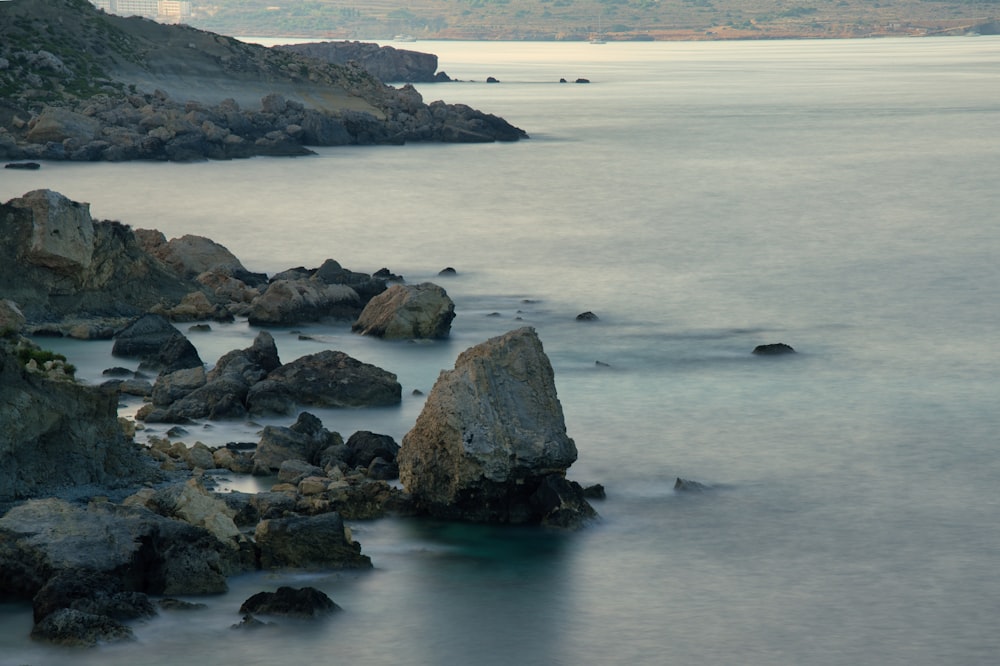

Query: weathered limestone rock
[137,479,242,544]
[254,512,372,569]
[352,282,455,339]
[253,412,343,472]
[399,327,594,527]
[134,230,248,279]
[7,188,94,272]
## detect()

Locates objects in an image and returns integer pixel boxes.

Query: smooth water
[2,37,1000,665]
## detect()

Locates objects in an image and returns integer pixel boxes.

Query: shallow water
[2,37,1000,665]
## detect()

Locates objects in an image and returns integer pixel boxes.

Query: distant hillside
[185,0,1000,41]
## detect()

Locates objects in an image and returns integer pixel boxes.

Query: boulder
[7,188,95,273]
[352,282,456,339]
[112,314,203,372]
[32,570,155,626]
[398,327,594,527]
[137,479,242,544]
[345,431,400,469]
[254,512,372,569]
[26,107,101,144]
[265,350,402,408]
[239,586,340,618]
[134,230,249,279]
[151,366,207,406]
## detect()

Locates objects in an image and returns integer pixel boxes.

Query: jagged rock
[7,188,94,272]
[352,282,455,339]
[134,230,252,280]
[135,478,242,544]
[254,512,372,569]
[265,350,402,408]
[151,366,207,406]
[0,342,148,502]
[398,327,594,527]
[239,586,340,618]
[674,477,710,492]
[278,459,326,484]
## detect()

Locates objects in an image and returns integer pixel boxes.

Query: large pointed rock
[398,327,594,526]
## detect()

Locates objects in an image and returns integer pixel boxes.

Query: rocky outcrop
[112,313,204,372]
[0,0,526,163]
[253,412,344,472]
[0,190,212,329]
[398,327,595,527]
[139,335,401,422]
[352,282,456,339]
[276,41,449,83]
[0,340,149,503]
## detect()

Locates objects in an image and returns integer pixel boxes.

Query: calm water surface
[2,37,999,665]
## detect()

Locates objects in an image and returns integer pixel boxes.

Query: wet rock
[265,350,402,408]
[345,431,400,469]
[674,477,710,492]
[30,608,135,647]
[112,314,203,372]
[575,311,599,321]
[239,586,340,618]
[254,512,372,569]
[253,412,343,471]
[752,343,796,355]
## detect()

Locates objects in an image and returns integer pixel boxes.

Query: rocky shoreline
[0,0,527,164]
[0,188,600,647]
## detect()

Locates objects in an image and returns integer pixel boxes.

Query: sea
[1,36,999,665]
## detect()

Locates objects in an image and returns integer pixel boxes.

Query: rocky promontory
[276,41,452,83]
[0,0,526,163]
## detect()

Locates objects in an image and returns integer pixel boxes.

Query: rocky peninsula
[0,0,526,164]
[0,188,598,646]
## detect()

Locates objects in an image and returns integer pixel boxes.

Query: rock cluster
[399,327,596,528]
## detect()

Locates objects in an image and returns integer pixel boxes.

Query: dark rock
[253,412,342,471]
[30,608,135,647]
[112,314,203,372]
[529,474,598,529]
[5,161,41,170]
[345,431,400,468]
[254,512,372,569]
[159,598,207,611]
[575,78,591,84]
[32,570,155,625]
[277,41,444,83]
[576,311,599,321]
[486,76,500,83]
[231,613,274,630]
[752,343,796,355]
[265,350,402,408]
[438,267,457,276]
[239,586,340,618]
[674,477,710,492]
[582,483,607,499]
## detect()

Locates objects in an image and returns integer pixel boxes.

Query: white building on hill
[90,0,192,21]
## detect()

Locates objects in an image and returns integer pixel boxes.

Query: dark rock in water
[560,78,568,83]
[582,483,607,499]
[373,267,404,281]
[32,570,155,625]
[231,614,274,630]
[674,477,710,492]
[576,311,599,321]
[239,586,340,618]
[253,411,342,471]
[265,350,402,408]
[346,431,400,469]
[529,475,598,529]
[112,314,203,372]
[276,41,446,83]
[575,78,591,84]
[486,76,500,83]
[254,512,372,569]
[30,608,135,647]
[438,267,457,276]
[5,161,41,170]
[102,366,134,377]
[752,342,796,355]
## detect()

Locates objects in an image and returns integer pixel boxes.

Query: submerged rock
[398,327,595,527]
[239,586,340,618]
[752,342,796,355]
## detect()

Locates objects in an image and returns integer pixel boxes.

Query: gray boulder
[30,608,135,647]
[239,586,340,618]
[398,327,594,527]
[253,412,343,471]
[352,282,455,339]
[246,279,359,326]
[112,313,203,372]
